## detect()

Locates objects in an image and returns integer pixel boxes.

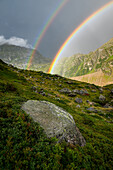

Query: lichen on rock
[22,100,86,146]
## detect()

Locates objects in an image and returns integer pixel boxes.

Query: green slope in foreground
[0,59,113,169]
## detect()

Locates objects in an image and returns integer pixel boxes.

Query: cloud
[0,35,32,48]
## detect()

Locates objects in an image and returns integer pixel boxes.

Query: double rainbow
[48,1,113,73]
[26,0,69,70]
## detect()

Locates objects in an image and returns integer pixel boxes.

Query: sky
[0,0,113,59]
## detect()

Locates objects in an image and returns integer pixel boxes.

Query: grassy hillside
[53,38,113,86]
[0,59,113,169]
[0,44,51,72]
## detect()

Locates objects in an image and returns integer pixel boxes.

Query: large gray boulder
[22,100,86,146]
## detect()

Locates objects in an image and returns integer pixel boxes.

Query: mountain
[0,59,113,169]
[53,38,113,86]
[0,44,51,72]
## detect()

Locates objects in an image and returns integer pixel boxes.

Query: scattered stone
[86,100,95,106]
[59,88,71,94]
[39,91,46,96]
[76,105,81,108]
[31,86,37,91]
[66,81,74,84]
[73,89,89,95]
[45,77,51,80]
[22,100,86,146]
[79,89,89,95]
[48,93,53,97]
[75,98,83,104]
[38,88,46,96]
[99,95,106,101]
[104,103,113,108]
[91,89,96,93]
[106,121,113,123]
[73,89,80,93]
[111,89,113,94]
[68,93,77,97]
[87,107,98,113]
[55,98,60,101]
[99,88,103,93]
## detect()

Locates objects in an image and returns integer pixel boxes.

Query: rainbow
[48,1,113,73]
[26,0,69,70]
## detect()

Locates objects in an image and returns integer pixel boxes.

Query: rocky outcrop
[22,100,86,146]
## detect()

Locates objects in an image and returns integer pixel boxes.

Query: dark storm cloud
[0,0,113,58]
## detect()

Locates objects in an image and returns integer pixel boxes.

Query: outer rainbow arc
[48,1,113,74]
[26,0,69,70]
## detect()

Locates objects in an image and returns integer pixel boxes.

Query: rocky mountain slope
[53,38,113,86]
[0,44,51,72]
[0,59,113,169]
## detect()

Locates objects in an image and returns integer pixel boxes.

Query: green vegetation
[0,59,113,169]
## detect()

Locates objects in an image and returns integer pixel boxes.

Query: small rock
[86,100,95,106]
[79,89,89,95]
[59,88,71,94]
[73,89,80,93]
[87,107,98,113]
[111,89,113,94]
[75,98,83,104]
[45,77,51,80]
[73,89,89,95]
[68,93,76,97]
[104,103,113,108]
[99,88,103,93]
[99,95,106,101]
[48,93,53,97]
[39,91,46,96]
[55,98,60,101]
[76,105,81,108]
[31,86,37,91]
[91,89,96,93]
[39,89,45,96]
[66,81,74,84]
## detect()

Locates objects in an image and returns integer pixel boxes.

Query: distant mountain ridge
[0,44,51,72]
[0,38,113,86]
[53,38,113,86]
